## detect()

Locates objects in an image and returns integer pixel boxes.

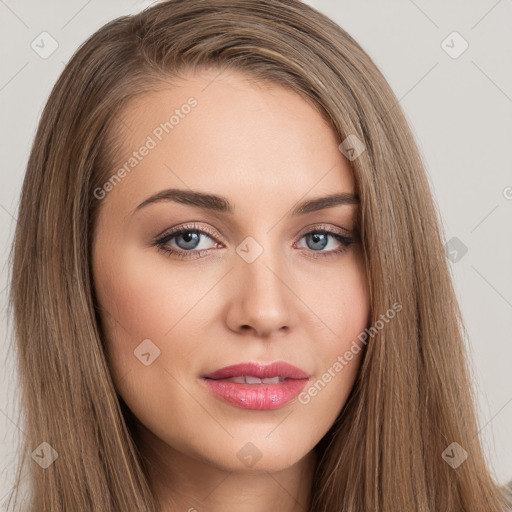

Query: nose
[225,243,295,338]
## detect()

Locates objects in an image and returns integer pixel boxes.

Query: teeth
[223,376,285,384]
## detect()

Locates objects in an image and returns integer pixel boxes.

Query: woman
[7,0,511,510]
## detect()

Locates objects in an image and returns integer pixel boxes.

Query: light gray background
[1,0,511,503]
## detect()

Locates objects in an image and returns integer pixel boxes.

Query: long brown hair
[7,0,510,510]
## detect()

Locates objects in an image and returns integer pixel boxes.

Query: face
[92,68,370,478]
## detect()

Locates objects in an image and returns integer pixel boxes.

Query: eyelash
[153,222,356,260]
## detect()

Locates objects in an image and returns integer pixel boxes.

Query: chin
[199,437,313,474]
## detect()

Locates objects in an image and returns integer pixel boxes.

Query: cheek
[92,246,214,437]
[93,243,183,385]
[295,251,370,423]
[93,245,211,361]
[93,243,242,445]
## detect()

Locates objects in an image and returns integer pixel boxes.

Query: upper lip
[202,361,310,380]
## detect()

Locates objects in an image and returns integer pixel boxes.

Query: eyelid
[295,222,355,239]
[154,222,223,245]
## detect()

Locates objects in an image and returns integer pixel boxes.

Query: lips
[219,375,285,384]
[200,361,310,410]
[202,361,309,381]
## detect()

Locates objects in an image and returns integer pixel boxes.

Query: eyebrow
[132,188,360,217]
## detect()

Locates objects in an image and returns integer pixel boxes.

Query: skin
[92,68,370,512]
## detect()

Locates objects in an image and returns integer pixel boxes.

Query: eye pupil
[307,232,328,250]
[177,231,200,250]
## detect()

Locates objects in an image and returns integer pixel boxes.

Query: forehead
[101,69,356,216]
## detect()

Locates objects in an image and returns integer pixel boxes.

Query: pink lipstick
[201,361,309,410]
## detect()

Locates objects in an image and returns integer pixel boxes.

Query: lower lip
[201,378,309,410]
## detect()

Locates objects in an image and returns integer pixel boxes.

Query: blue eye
[154,223,356,260]
[154,225,218,259]
[166,230,209,251]
[297,230,353,255]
